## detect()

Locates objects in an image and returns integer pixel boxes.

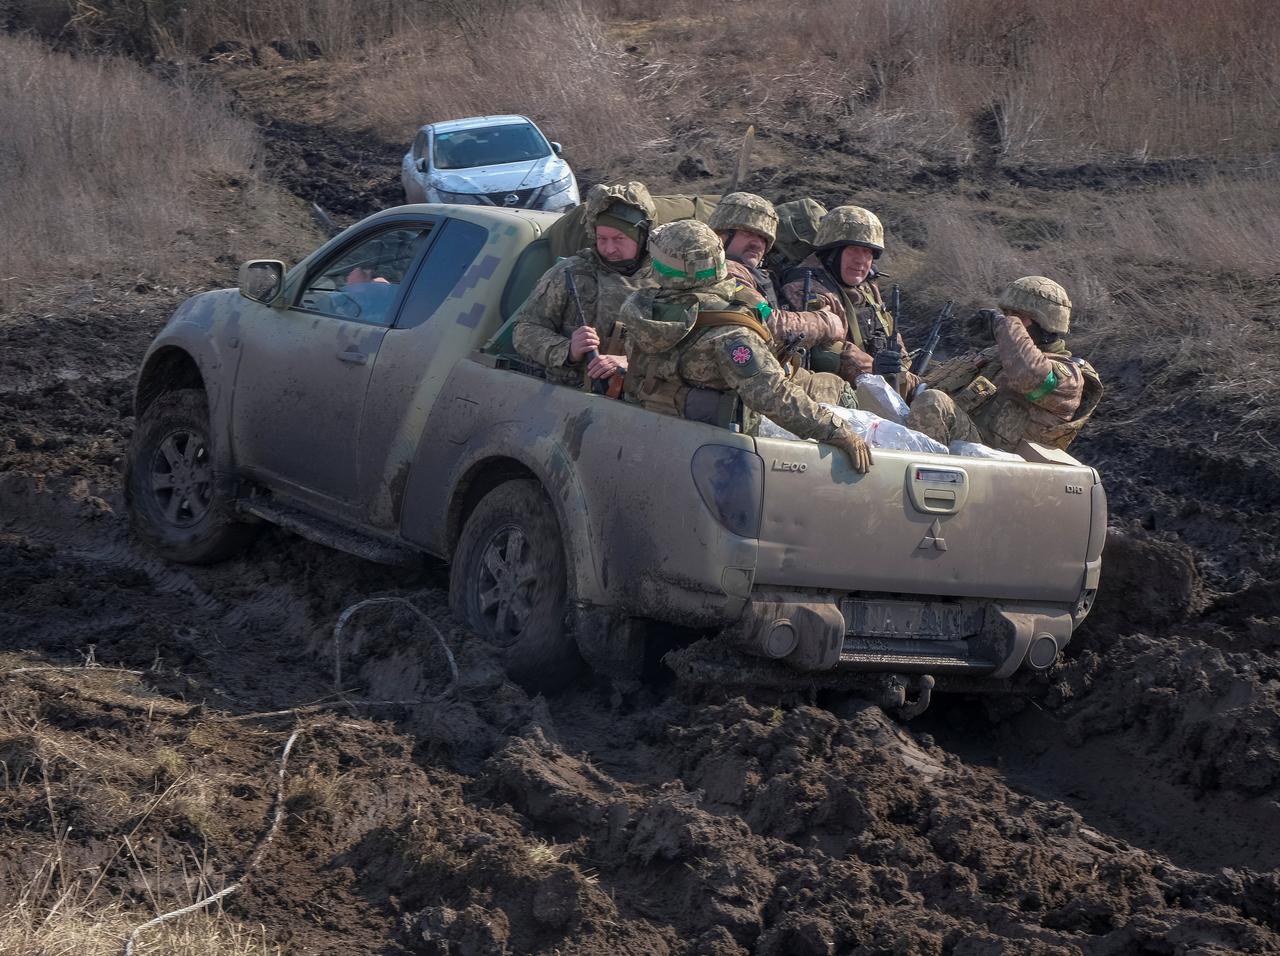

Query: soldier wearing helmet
[709,192,845,351]
[513,182,657,388]
[622,220,873,473]
[905,276,1104,451]
[709,193,855,407]
[779,206,913,391]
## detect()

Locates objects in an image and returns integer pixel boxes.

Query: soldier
[906,277,1104,451]
[622,219,873,473]
[708,192,853,408]
[707,192,843,348]
[779,206,912,390]
[512,182,656,388]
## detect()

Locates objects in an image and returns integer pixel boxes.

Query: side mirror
[551,141,562,155]
[416,157,428,172]
[238,260,285,304]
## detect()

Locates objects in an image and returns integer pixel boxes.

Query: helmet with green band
[649,220,727,291]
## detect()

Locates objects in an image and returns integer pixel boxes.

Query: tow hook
[897,675,936,720]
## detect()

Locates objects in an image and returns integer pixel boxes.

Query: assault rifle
[911,299,954,376]
[565,270,622,398]
[777,331,808,373]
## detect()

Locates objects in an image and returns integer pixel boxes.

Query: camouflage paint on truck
[131,203,1106,694]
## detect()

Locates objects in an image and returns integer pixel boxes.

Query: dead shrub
[0,35,257,308]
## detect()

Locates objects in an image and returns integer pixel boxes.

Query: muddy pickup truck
[127,203,1106,704]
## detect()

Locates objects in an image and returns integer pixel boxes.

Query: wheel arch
[446,456,540,557]
[444,454,598,605]
[136,346,206,419]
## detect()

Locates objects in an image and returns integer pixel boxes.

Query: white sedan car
[400,114,580,212]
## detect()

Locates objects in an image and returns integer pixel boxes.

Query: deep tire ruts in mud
[125,388,256,564]
[449,479,581,692]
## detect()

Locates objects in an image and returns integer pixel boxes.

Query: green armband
[1025,368,1059,402]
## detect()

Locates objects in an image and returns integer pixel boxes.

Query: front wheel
[126,389,256,564]
[449,480,580,692]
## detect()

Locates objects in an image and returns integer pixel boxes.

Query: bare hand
[840,342,874,378]
[587,353,627,380]
[569,326,601,362]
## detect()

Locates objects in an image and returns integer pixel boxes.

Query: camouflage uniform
[906,277,1104,451]
[512,182,656,386]
[710,193,843,349]
[710,194,851,408]
[624,220,872,472]
[778,206,922,397]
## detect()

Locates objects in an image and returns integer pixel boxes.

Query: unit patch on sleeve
[726,338,761,376]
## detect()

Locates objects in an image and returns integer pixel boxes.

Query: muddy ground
[3,72,1280,955]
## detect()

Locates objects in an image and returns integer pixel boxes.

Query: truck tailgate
[752,437,1098,603]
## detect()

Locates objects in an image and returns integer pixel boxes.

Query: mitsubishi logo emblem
[503,193,520,206]
[917,518,948,551]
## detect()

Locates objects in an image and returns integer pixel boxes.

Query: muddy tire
[126,389,255,564]
[449,479,580,693]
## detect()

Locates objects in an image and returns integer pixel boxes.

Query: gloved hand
[871,347,903,376]
[827,424,873,474]
[965,308,1002,346]
[839,342,873,379]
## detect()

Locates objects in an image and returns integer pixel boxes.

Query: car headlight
[545,174,574,196]
[433,189,478,204]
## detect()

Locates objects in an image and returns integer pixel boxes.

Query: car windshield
[432,123,551,170]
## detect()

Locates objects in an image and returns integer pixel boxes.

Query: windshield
[432,123,551,170]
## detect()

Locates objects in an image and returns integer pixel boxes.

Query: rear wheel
[126,389,256,564]
[449,480,580,692]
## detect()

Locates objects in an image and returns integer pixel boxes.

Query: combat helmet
[583,181,655,275]
[707,192,778,250]
[999,276,1072,334]
[649,220,727,291]
[814,205,885,258]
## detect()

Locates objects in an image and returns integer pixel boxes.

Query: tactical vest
[729,257,780,310]
[781,265,894,350]
[936,350,1104,451]
[632,288,773,427]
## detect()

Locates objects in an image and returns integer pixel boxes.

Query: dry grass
[908,175,1280,436]
[4,886,279,955]
[618,0,1280,163]
[354,0,658,171]
[0,35,257,309]
[0,664,279,954]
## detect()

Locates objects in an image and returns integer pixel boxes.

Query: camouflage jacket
[622,283,844,441]
[779,254,895,351]
[726,259,843,350]
[512,249,655,385]
[925,314,1101,449]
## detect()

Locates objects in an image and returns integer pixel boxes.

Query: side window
[296,225,434,327]
[395,218,490,330]
[411,131,428,162]
[500,237,552,320]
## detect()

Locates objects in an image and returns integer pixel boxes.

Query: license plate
[841,598,983,641]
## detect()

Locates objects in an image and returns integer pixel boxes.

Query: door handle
[337,349,368,365]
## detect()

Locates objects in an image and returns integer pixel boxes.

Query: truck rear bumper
[726,590,1075,680]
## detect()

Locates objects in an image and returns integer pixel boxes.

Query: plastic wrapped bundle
[759,406,948,455]
[949,440,1023,461]
[854,374,909,423]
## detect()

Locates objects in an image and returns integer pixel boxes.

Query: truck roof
[362,203,564,233]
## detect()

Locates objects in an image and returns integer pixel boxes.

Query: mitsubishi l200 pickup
[126,204,1106,703]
